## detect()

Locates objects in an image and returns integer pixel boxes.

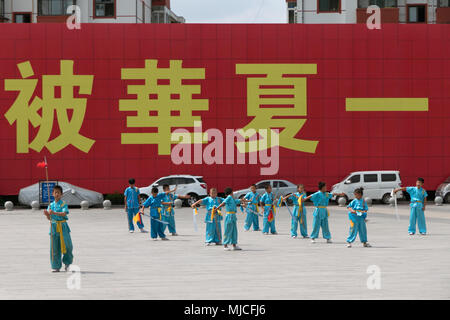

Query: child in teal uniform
[260,184,277,235]
[346,188,371,248]
[215,187,249,251]
[161,184,190,236]
[140,187,173,241]
[124,178,146,233]
[394,177,428,235]
[191,188,224,246]
[281,184,308,239]
[243,184,261,231]
[303,182,344,243]
[43,185,74,272]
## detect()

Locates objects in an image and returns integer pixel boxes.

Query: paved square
[1,203,449,299]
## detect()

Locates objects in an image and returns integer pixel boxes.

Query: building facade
[0,0,184,23]
[286,0,450,24]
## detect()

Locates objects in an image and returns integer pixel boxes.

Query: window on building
[440,0,450,7]
[0,0,4,18]
[38,0,77,16]
[358,0,397,8]
[288,1,297,9]
[318,0,340,13]
[408,5,426,23]
[94,0,115,18]
[14,13,32,23]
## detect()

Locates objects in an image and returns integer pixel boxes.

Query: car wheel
[335,195,348,205]
[444,193,450,204]
[186,193,199,207]
[381,193,391,205]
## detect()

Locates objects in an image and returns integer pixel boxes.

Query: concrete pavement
[0,203,449,299]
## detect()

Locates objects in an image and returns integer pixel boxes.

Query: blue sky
[171,0,287,23]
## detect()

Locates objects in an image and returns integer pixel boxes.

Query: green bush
[104,192,124,205]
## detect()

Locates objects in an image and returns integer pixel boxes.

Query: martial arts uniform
[162,193,177,234]
[288,192,308,238]
[142,193,166,239]
[48,200,74,270]
[124,186,144,231]
[260,192,277,234]
[243,191,260,231]
[201,196,224,244]
[346,198,368,243]
[309,191,333,240]
[406,186,428,234]
[220,195,241,245]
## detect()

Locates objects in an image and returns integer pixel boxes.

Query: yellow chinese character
[120,60,209,155]
[4,60,95,154]
[235,64,319,154]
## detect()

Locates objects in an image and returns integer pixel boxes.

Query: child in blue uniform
[161,184,190,236]
[124,178,146,233]
[303,181,344,243]
[243,184,261,232]
[43,185,74,273]
[140,187,172,241]
[191,188,224,246]
[346,187,371,248]
[215,187,249,251]
[281,184,308,239]
[260,185,277,235]
[394,177,428,235]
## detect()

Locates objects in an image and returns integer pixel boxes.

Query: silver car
[234,180,298,202]
[436,177,450,203]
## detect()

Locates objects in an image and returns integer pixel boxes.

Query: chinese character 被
[4,60,95,154]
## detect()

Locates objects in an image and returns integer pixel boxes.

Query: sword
[141,212,169,225]
[391,189,400,221]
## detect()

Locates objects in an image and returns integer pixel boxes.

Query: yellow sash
[316,206,329,217]
[211,207,222,221]
[227,211,236,214]
[53,220,67,254]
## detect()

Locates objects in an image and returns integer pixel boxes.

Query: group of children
[43,177,429,271]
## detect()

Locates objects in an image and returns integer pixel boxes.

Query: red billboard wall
[0,24,449,195]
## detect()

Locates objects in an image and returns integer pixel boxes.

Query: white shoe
[311,239,316,243]
[129,230,134,233]
[363,242,372,247]
[409,232,415,235]
[171,233,178,236]
[326,239,333,244]
[161,237,169,241]
[232,246,242,251]
[263,232,268,235]
[205,242,212,246]
[420,233,426,235]
[291,235,297,239]
[140,228,148,233]
[152,238,158,241]
[224,247,232,251]
[347,243,352,248]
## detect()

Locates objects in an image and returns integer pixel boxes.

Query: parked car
[234,179,298,202]
[436,176,450,203]
[139,175,207,206]
[18,181,104,207]
[331,171,403,204]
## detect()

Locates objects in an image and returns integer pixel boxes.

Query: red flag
[268,210,274,222]
[36,161,47,168]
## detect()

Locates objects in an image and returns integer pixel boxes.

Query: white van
[331,171,403,204]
